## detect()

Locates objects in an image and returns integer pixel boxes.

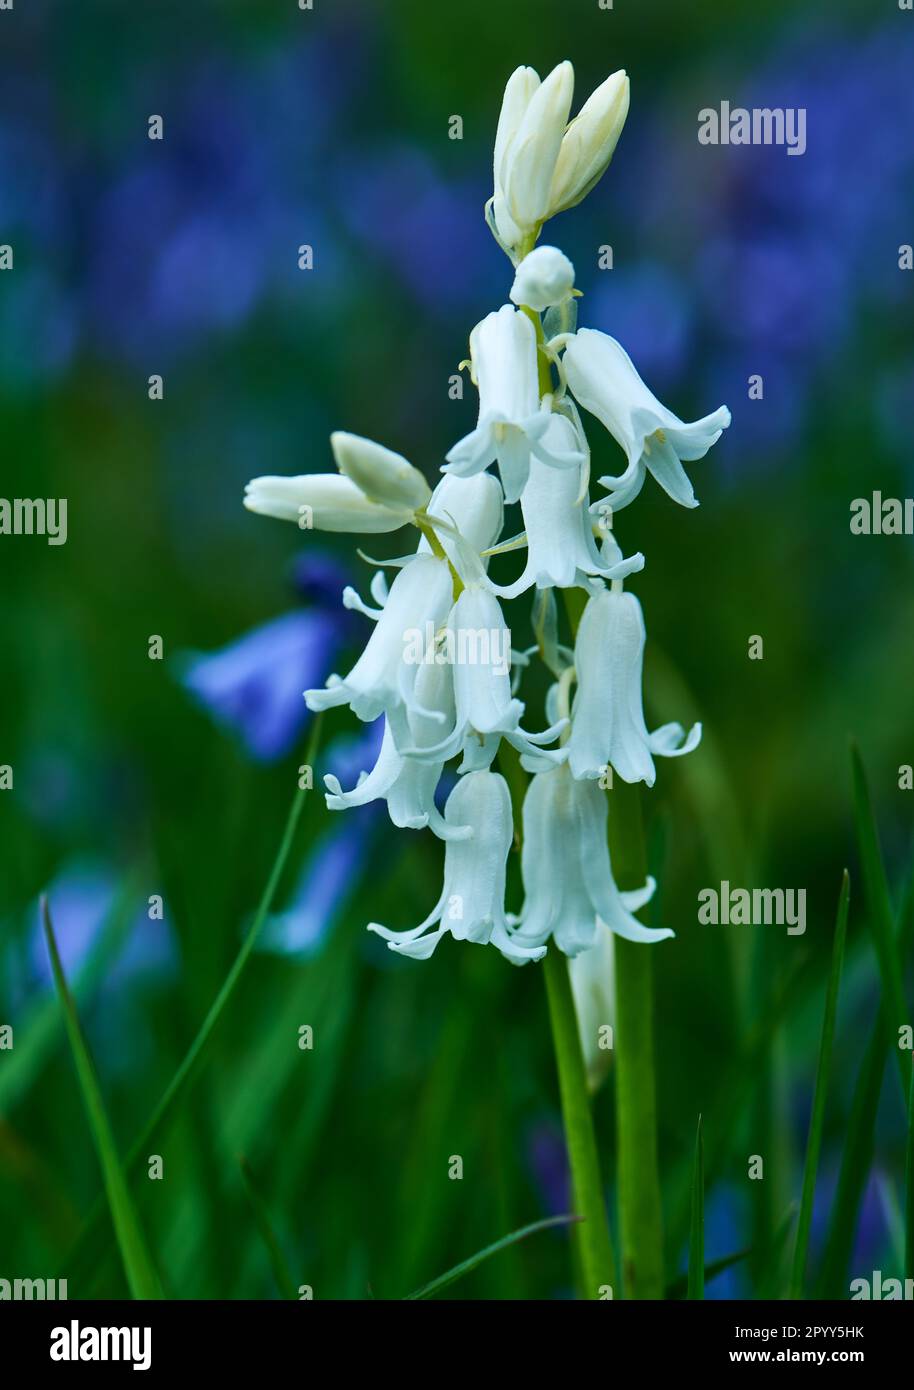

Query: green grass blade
[900,1061,905,1278]
[61,719,323,1287]
[669,1204,796,1299]
[789,869,850,1299]
[0,875,138,1115]
[816,867,914,1297]
[239,1156,298,1301]
[670,1247,748,1299]
[404,1215,579,1300]
[129,716,324,1161]
[42,898,163,1300]
[688,1114,704,1299]
[851,744,909,1093]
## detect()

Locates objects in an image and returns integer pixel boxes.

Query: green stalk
[609,777,666,1298]
[543,947,617,1299]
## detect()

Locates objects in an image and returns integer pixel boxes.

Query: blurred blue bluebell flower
[5,861,176,1012]
[178,552,355,762]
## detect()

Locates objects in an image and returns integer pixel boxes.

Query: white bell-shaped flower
[510,246,575,313]
[491,62,574,254]
[244,473,414,532]
[330,431,431,512]
[369,771,545,964]
[445,306,582,504]
[567,586,702,785]
[490,445,644,598]
[322,661,470,842]
[562,328,731,509]
[510,762,671,956]
[304,553,454,746]
[420,472,504,571]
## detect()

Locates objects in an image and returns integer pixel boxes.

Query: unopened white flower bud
[548,70,630,217]
[492,62,574,251]
[509,246,575,312]
[330,431,431,512]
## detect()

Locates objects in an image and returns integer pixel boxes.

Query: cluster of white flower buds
[245,62,730,967]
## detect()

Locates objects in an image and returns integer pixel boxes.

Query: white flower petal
[244,474,412,533]
[563,328,730,507]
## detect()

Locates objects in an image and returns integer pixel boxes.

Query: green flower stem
[543,946,617,1299]
[608,777,666,1299]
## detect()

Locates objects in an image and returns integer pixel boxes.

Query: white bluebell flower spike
[567,585,702,785]
[244,60,721,969]
[562,328,731,509]
[369,771,546,964]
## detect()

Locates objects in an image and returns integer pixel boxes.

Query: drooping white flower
[490,443,644,598]
[369,770,545,964]
[510,762,671,956]
[547,70,630,217]
[330,431,432,512]
[562,328,731,508]
[244,473,414,532]
[419,472,504,571]
[445,306,583,503]
[322,661,470,842]
[304,553,454,746]
[402,585,566,770]
[510,246,575,313]
[567,586,701,785]
[491,62,574,254]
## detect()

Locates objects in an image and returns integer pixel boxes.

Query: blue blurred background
[1,0,912,1298]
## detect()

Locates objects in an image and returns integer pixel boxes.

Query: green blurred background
[0,0,911,1299]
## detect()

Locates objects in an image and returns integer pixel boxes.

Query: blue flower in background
[585,262,694,389]
[180,610,336,762]
[4,860,176,1013]
[178,551,358,761]
[258,807,378,959]
[338,145,496,317]
[256,717,385,957]
[527,1119,571,1217]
